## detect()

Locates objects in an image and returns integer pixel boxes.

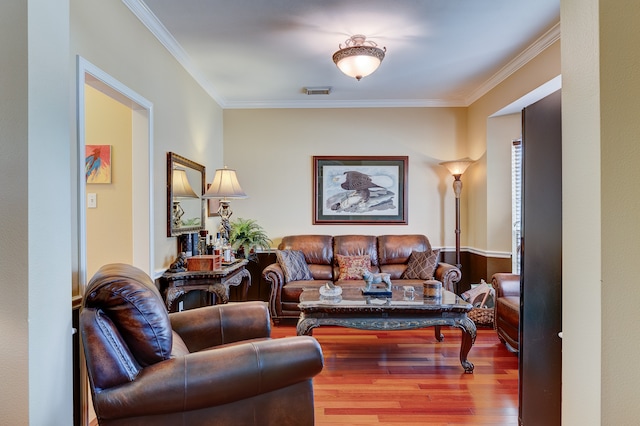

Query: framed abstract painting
[85,144,112,184]
[313,156,408,224]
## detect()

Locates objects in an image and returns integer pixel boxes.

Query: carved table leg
[434,325,444,341]
[296,315,319,336]
[453,316,477,373]
[209,283,228,304]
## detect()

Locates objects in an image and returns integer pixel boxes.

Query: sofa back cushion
[279,235,333,280]
[333,235,378,276]
[377,235,432,278]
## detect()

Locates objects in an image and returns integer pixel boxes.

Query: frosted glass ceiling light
[332,35,386,81]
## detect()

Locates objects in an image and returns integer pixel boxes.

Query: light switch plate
[87,193,97,208]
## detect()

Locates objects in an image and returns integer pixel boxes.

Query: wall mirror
[167,152,206,237]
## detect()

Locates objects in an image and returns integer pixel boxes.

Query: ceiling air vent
[304,87,331,95]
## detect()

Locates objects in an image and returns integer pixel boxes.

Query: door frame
[76,56,154,286]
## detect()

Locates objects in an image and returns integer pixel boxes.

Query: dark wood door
[519,89,562,425]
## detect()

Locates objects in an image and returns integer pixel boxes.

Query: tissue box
[187,255,222,271]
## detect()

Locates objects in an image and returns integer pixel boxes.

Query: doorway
[75,56,153,425]
[77,56,153,284]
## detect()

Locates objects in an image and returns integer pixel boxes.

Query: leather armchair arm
[434,262,462,293]
[262,262,285,319]
[93,336,324,421]
[169,301,271,352]
[492,273,520,298]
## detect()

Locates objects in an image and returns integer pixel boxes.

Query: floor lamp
[202,166,247,243]
[440,159,474,270]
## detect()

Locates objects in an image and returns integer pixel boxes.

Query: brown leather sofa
[263,234,461,324]
[81,263,324,425]
[492,272,520,352]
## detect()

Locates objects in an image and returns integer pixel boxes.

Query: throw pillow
[336,254,371,280]
[276,249,313,283]
[402,249,440,280]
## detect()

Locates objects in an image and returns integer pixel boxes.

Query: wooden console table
[159,259,251,312]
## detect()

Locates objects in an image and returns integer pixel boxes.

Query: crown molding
[122,0,227,106]
[222,98,467,109]
[465,22,561,106]
[124,0,560,110]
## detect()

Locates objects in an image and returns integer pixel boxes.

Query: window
[512,139,522,274]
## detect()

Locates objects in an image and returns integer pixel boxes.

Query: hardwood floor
[271,324,519,425]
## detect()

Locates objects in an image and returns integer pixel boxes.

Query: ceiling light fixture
[332,35,386,81]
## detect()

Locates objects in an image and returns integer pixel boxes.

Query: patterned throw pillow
[336,254,371,280]
[401,249,440,280]
[276,250,313,283]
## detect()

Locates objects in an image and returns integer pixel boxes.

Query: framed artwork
[85,145,112,184]
[313,156,408,224]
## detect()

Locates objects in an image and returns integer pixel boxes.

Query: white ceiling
[126,0,560,109]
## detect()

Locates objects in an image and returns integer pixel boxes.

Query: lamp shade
[172,168,199,198]
[203,166,247,199]
[332,35,385,81]
[439,159,474,177]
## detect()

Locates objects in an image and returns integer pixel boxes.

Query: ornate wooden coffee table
[297,285,477,373]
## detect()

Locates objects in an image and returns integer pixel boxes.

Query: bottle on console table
[213,233,222,256]
[223,240,232,263]
[206,235,214,255]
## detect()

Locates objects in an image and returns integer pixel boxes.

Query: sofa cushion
[336,254,371,280]
[401,249,440,280]
[276,249,313,283]
[334,235,378,266]
[377,234,430,264]
[279,235,333,265]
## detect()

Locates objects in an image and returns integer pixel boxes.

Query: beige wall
[224,42,560,257]
[223,107,468,248]
[1,2,31,423]
[467,40,561,252]
[563,0,640,423]
[599,1,640,421]
[84,85,134,278]
[486,113,522,255]
[70,0,224,275]
[0,0,73,424]
[562,1,602,423]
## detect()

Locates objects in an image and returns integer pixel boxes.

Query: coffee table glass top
[299,285,471,313]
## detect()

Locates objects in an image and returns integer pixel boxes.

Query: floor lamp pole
[453,175,463,270]
[440,158,474,271]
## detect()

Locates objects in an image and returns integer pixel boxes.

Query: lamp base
[217,200,232,242]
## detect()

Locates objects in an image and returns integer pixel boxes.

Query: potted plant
[228,218,272,261]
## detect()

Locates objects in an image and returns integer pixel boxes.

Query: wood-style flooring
[271,324,519,425]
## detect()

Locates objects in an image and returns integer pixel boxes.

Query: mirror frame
[166,152,206,237]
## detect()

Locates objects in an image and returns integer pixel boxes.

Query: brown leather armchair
[492,273,520,352]
[81,263,324,425]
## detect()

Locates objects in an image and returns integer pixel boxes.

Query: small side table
[159,259,251,312]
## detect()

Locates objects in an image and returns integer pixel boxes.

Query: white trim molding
[438,247,512,259]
